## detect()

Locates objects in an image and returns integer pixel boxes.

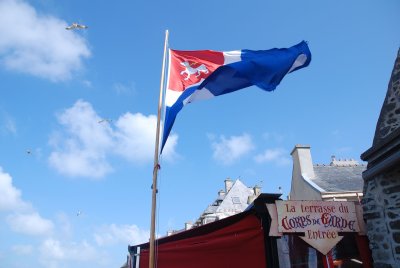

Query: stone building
[289,144,365,202]
[167,178,261,235]
[361,49,400,267]
[193,178,261,227]
[286,145,370,267]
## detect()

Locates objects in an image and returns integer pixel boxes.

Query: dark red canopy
[129,194,282,268]
[139,213,265,268]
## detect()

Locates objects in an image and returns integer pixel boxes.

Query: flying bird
[98,118,112,124]
[66,22,88,30]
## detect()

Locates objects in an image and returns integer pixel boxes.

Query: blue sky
[0,0,399,267]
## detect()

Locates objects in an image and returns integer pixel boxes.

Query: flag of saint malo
[161,41,311,152]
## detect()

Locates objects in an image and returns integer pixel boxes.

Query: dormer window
[232,197,241,204]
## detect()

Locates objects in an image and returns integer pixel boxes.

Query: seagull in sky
[98,118,112,124]
[66,22,88,30]
[77,211,82,216]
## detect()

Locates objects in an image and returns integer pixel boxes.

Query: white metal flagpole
[149,29,169,268]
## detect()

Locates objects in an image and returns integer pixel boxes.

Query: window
[231,197,241,204]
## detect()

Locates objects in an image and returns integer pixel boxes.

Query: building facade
[287,145,371,267]
[361,49,400,267]
[166,178,262,236]
[193,178,261,227]
[290,145,365,202]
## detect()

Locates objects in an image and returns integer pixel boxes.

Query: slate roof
[312,164,366,192]
[203,203,218,214]
[372,48,400,145]
[195,179,258,226]
[202,180,252,213]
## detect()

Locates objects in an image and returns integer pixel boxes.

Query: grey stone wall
[361,48,400,267]
[362,166,400,267]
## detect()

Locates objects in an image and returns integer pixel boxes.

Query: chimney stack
[224,178,233,193]
[291,144,315,179]
[253,185,261,196]
[218,189,225,197]
[185,221,193,230]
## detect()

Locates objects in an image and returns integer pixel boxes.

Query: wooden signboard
[271,200,361,255]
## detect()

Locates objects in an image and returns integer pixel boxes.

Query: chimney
[247,195,256,204]
[185,221,193,230]
[253,185,261,196]
[224,178,233,193]
[218,189,225,198]
[291,145,315,179]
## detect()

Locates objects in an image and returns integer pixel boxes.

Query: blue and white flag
[161,41,311,152]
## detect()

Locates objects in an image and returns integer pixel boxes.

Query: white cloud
[49,149,113,179]
[254,148,291,166]
[49,100,178,178]
[57,100,114,150]
[161,133,179,160]
[12,244,33,255]
[94,224,149,246]
[48,100,113,178]
[0,167,54,237]
[0,167,30,211]
[7,212,54,236]
[0,113,17,136]
[114,113,157,162]
[3,114,16,135]
[113,113,179,161]
[0,0,90,81]
[82,80,92,88]
[41,239,65,260]
[55,212,73,238]
[39,239,100,264]
[113,82,135,95]
[210,133,254,165]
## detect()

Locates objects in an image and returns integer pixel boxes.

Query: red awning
[139,213,266,268]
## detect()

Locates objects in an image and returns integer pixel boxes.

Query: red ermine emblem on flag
[168,50,224,92]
